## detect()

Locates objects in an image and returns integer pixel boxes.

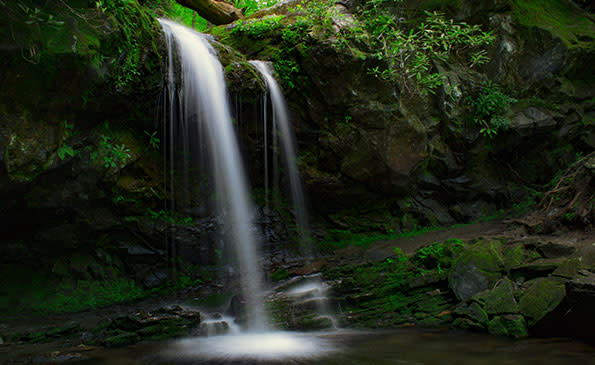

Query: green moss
[502,244,527,272]
[456,240,505,273]
[473,277,519,315]
[104,331,140,347]
[488,315,528,339]
[519,278,566,326]
[454,302,488,327]
[452,317,485,331]
[271,268,290,281]
[512,0,595,47]
[411,238,465,272]
[325,241,460,327]
[552,258,582,278]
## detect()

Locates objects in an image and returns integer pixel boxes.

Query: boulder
[510,108,556,136]
[473,277,519,315]
[454,302,489,327]
[518,278,566,327]
[488,315,528,339]
[449,240,505,301]
[564,273,595,341]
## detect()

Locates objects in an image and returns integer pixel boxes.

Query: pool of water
[5,329,595,364]
[87,329,595,364]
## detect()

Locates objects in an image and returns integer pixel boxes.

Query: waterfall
[250,61,312,255]
[159,19,267,331]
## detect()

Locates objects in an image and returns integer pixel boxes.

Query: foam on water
[168,332,336,361]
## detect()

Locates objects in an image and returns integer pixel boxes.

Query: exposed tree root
[516,152,594,233]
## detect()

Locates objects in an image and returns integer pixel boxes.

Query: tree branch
[175,0,243,25]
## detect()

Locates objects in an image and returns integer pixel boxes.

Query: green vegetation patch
[325,242,460,327]
[512,0,595,47]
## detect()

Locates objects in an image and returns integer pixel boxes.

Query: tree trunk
[176,0,243,25]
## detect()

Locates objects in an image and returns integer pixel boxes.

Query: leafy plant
[57,145,76,160]
[232,15,285,39]
[360,9,495,95]
[57,121,79,160]
[89,123,132,169]
[411,238,464,273]
[148,209,193,225]
[144,130,160,149]
[234,0,278,16]
[467,81,516,138]
[98,135,132,168]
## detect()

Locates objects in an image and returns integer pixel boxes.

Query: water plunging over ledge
[159,18,266,331]
[159,19,337,361]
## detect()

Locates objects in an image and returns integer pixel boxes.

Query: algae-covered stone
[452,317,485,331]
[449,240,505,300]
[473,277,519,315]
[519,278,566,326]
[488,315,528,339]
[104,331,140,347]
[552,258,582,279]
[454,302,488,327]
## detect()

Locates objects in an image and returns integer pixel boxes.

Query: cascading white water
[250,61,312,254]
[158,20,336,361]
[159,18,266,331]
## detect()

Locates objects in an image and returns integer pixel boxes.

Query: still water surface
[73,329,595,365]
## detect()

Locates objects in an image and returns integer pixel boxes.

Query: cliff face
[0,1,170,311]
[0,0,592,314]
[218,0,593,232]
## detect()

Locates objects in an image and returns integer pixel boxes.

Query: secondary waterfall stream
[250,61,313,255]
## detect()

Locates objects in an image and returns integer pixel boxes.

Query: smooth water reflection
[65,329,595,364]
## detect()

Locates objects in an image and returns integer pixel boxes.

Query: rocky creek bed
[1,222,594,364]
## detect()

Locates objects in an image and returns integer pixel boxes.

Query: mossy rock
[448,240,505,301]
[104,331,140,347]
[552,258,583,279]
[452,317,485,331]
[473,277,519,315]
[454,302,488,327]
[488,315,528,339]
[519,277,566,327]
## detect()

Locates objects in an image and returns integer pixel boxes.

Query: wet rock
[94,307,201,346]
[452,317,484,331]
[473,277,519,315]
[449,240,505,301]
[519,278,566,327]
[199,319,231,336]
[488,315,528,339]
[454,302,488,327]
[13,323,81,344]
[104,332,140,347]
